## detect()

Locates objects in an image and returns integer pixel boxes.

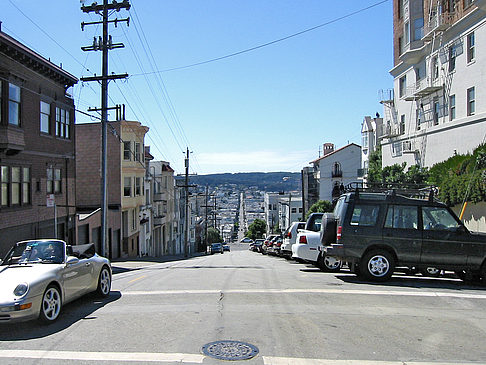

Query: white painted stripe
[263,356,479,365]
[0,350,204,363]
[120,288,486,300]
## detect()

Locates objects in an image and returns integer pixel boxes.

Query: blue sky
[3,0,393,175]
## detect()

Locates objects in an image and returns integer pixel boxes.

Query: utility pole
[205,186,209,248]
[80,0,130,257]
[184,148,189,257]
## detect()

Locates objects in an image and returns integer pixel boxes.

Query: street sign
[46,194,55,207]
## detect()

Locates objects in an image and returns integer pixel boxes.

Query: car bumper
[321,244,345,258]
[292,243,317,263]
[0,295,42,323]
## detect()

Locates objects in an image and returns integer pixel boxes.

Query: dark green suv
[323,189,486,282]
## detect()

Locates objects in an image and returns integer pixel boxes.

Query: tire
[96,266,111,297]
[319,254,342,272]
[39,285,62,323]
[361,250,395,282]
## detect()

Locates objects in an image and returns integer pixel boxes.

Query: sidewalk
[111,252,207,274]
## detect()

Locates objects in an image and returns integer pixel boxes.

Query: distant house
[310,143,362,203]
[361,115,384,183]
[0,30,77,256]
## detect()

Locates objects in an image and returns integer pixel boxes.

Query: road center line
[263,356,480,365]
[0,350,204,363]
[119,288,486,300]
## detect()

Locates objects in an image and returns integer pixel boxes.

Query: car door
[420,206,467,266]
[382,204,421,265]
[63,257,93,301]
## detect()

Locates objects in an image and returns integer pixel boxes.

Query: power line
[131,0,390,76]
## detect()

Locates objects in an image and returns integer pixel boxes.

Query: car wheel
[319,255,342,272]
[39,285,62,323]
[96,266,111,297]
[361,250,395,282]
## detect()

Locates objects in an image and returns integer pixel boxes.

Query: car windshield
[2,241,65,265]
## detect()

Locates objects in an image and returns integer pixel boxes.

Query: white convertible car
[0,239,111,324]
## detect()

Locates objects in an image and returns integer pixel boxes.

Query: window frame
[124,177,132,197]
[467,32,475,63]
[55,107,71,139]
[8,83,21,127]
[449,95,456,121]
[123,141,131,161]
[467,87,475,116]
[47,167,62,194]
[40,101,51,134]
[384,205,419,230]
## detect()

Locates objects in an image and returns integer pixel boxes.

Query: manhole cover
[202,340,259,361]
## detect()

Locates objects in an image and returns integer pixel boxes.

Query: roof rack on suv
[344,182,439,202]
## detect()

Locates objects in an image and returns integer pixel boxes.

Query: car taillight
[336,226,342,243]
[299,235,307,244]
[288,232,292,239]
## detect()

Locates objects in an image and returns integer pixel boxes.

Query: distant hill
[188,172,301,192]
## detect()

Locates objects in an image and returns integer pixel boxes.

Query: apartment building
[381,0,486,168]
[0,30,77,256]
[310,143,362,203]
[360,115,385,182]
[76,118,148,258]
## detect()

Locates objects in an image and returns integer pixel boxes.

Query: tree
[305,200,333,220]
[246,219,267,240]
[367,145,383,183]
[207,227,222,244]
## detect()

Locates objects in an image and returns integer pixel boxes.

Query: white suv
[281,222,305,258]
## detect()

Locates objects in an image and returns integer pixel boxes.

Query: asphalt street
[1,244,486,364]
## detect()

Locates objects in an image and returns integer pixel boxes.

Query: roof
[309,143,361,164]
[0,31,78,88]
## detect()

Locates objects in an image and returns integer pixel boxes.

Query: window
[124,177,132,197]
[22,167,30,204]
[135,143,141,162]
[413,18,424,41]
[350,204,380,227]
[131,209,136,230]
[123,141,131,160]
[385,205,418,229]
[362,133,369,149]
[467,87,475,115]
[8,83,21,126]
[47,168,61,194]
[56,108,70,139]
[400,115,406,134]
[464,0,475,8]
[135,177,141,196]
[422,206,461,230]
[433,99,440,125]
[467,32,475,63]
[399,76,407,98]
[449,46,456,72]
[431,56,439,80]
[332,162,342,177]
[0,166,30,207]
[404,21,410,45]
[415,63,425,81]
[449,95,456,120]
[1,166,9,207]
[11,167,20,205]
[416,108,423,130]
[291,207,297,214]
[40,102,50,134]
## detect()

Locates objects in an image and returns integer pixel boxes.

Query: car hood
[0,264,60,300]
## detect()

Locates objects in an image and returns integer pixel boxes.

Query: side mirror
[66,256,80,266]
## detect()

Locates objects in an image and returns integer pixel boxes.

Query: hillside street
[1,244,486,364]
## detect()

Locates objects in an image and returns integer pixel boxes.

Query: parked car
[250,239,264,252]
[261,235,278,255]
[240,237,253,243]
[266,236,282,255]
[280,222,305,258]
[323,186,486,282]
[223,244,230,252]
[210,243,224,254]
[0,240,111,323]
[292,213,342,272]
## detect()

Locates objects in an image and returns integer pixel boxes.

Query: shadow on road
[0,291,121,340]
[335,273,486,291]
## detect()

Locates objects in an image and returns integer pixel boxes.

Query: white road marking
[120,288,486,300]
[0,350,204,363]
[263,356,480,365]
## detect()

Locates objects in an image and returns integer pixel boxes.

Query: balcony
[379,89,394,104]
[404,76,443,101]
[331,170,342,178]
[382,125,401,138]
[423,13,452,41]
[0,125,25,154]
[402,140,419,154]
[400,41,426,64]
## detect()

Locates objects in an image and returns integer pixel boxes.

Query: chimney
[323,143,334,156]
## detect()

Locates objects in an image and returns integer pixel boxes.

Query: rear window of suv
[350,204,380,226]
